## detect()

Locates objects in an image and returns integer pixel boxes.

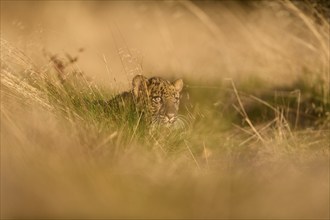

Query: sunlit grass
[1,1,329,219]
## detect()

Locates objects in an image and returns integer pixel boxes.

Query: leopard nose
[166,113,175,119]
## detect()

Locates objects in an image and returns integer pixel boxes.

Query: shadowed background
[2,1,328,88]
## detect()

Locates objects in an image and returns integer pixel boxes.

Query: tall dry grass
[1,1,329,219]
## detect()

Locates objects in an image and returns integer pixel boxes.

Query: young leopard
[108,75,183,126]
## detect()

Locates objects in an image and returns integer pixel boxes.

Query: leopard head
[132,75,183,125]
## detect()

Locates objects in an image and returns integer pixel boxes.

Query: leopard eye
[152,97,161,103]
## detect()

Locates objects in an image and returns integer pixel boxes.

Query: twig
[203,141,209,169]
[129,111,144,144]
[184,140,200,169]
[227,79,266,143]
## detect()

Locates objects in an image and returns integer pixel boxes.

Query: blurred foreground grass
[1,38,329,219]
[1,0,330,218]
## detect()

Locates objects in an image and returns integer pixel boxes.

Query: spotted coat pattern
[110,75,184,126]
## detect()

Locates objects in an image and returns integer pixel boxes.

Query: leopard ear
[173,79,183,92]
[132,75,148,97]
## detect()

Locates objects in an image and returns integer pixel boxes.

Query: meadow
[1,1,329,219]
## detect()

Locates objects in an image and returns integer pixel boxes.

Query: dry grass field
[1,1,329,219]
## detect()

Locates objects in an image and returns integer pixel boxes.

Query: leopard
[107,75,184,126]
